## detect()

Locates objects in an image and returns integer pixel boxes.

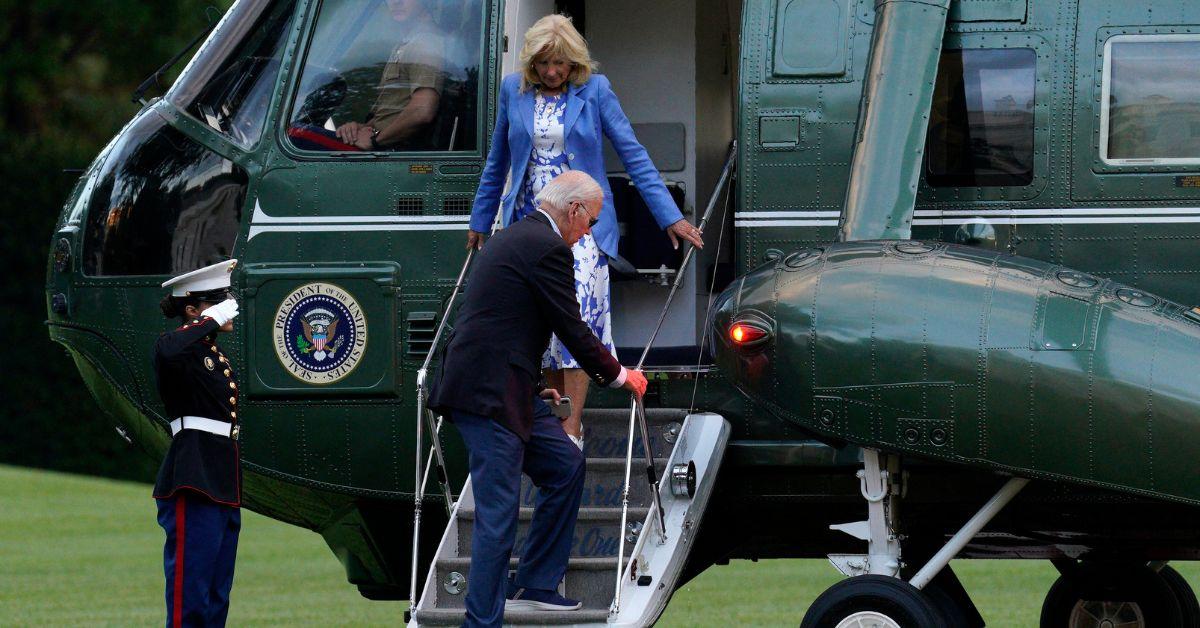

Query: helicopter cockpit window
[82,111,248,277]
[167,0,297,148]
[926,48,1036,187]
[285,0,483,153]
[1101,36,1200,165]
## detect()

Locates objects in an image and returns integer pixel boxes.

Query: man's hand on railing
[466,230,487,250]
[622,369,648,399]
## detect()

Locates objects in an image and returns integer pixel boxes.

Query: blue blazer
[469,73,683,258]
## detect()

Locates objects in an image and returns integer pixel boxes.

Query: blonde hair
[519,14,595,92]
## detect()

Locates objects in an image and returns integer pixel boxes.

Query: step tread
[583,457,669,468]
[581,408,688,422]
[459,506,650,521]
[438,556,618,571]
[414,607,611,625]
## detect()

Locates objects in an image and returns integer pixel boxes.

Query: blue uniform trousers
[453,397,586,628]
[156,492,241,628]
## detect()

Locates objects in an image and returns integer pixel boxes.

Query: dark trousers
[156,492,241,628]
[453,397,586,628]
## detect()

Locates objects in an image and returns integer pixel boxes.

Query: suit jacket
[468,73,684,258]
[429,212,623,441]
[152,317,241,506]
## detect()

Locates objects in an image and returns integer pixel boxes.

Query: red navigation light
[729,322,768,345]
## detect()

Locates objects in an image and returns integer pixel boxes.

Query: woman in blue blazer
[467,14,703,447]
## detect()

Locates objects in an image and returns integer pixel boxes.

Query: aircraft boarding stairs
[409,142,737,626]
[409,407,730,627]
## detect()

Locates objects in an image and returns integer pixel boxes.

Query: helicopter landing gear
[815,449,1030,627]
[1039,562,1189,627]
[800,575,948,628]
[810,450,946,627]
[827,449,903,578]
[1157,564,1200,628]
[918,565,986,628]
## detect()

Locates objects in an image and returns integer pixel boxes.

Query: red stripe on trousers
[173,496,186,628]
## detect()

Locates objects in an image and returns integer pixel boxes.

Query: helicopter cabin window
[1101,35,1200,165]
[286,0,484,153]
[926,48,1036,187]
[82,111,248,277]
[167,0,298,148]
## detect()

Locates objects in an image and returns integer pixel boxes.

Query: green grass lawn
[2,463,1197,626]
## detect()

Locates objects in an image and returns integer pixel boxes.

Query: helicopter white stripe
[733,221,834,227]
[736,207,1200,219]
[916,207,1200,217]
[915,216,1200,225]
[253,215,471,224]
[733,211,842,218]
[248,223,468,240]
[735,207,1200,228]
[250,198,471,224]
[733,217,1200,228]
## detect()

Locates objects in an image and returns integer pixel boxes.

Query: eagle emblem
[273,282,367,385]
[298,307,342,362]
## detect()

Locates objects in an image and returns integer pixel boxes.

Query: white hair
[535,171,603,215]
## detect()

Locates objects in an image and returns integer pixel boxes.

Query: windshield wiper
[131,5,224,106]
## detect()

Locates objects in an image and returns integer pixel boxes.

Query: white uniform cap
[161,259,238,297]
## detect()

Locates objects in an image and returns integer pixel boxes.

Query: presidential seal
[272,282,367,384]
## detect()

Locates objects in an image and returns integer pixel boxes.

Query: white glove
[204,298,240,326]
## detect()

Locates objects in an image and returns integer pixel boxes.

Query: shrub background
[1,1,232,481]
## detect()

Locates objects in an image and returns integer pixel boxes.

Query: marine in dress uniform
[152,260,242,628]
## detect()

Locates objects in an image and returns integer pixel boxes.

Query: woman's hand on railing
[665,219,704,250]
[622,369,648,399]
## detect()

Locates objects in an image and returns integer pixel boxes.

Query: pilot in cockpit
[335,0,444,150]
[288,0,447,152]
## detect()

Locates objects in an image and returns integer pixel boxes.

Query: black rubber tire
[801,575,949,628]
[1158,565,1200,628]
[1039,563,1183,627]
[924,581,977,628]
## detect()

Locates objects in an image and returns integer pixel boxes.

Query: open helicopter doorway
[502,0,742,366]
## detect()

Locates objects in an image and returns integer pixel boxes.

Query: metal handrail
[611,141,737,616]
[408,248,475,620]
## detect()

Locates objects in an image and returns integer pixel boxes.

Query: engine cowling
[711,241,1200,505]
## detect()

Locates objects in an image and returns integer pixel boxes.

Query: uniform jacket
[468,73,684,257]
[429,212,623,441]
[152,317,241,506]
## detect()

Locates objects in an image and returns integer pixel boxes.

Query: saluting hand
[666,219,704,250]
[204,298,240,326]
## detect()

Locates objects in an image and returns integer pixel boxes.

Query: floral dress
[513,90,617,370]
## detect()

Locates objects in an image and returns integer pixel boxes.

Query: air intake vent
[443,196,472,215]
[406,311,437,357]
[397,196,425,216]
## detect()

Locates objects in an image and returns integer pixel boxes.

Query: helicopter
[45,0,1200,625]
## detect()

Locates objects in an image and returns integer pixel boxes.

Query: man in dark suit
[429,170,647,627]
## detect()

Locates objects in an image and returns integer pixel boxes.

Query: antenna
[131,5,223,106]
